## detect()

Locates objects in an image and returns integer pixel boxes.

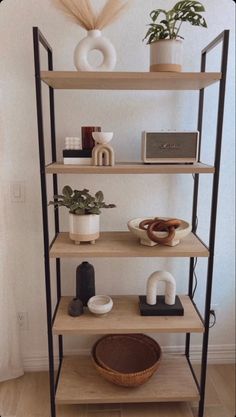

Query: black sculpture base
[139,295,184,316]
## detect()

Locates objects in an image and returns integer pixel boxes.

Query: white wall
[0,0,235,368]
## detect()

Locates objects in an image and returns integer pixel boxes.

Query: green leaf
[52,194,64,199]
[174,1,205,13]
[95,191,104,202]
[62,186,73,197]
[70,203,80,211]
[147,33,157,44]
[104,204,116,209]
[160,20,170,30]
[143,27,154,41]
[81,188,90,195]
[150,9,167,22]
[87,208,101,215]
[74,208,85,215]
[181,11,207,27]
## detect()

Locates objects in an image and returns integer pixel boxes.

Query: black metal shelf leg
[47,41,63,367]
[186,50,206,359]
[198,30,229,417]
[33,27,56,417]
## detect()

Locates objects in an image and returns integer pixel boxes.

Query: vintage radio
[142,131,199,164]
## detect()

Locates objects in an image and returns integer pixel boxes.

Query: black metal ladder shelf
[33,27,229,417]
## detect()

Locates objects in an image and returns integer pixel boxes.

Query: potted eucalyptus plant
[49,186,116,245]
[143,0,207,72]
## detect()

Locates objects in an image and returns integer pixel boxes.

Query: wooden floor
[0,365,234,417]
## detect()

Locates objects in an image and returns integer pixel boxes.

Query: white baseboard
[163,344,236,364]
[23,344,235,372]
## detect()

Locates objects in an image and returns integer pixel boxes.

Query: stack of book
[63,137,92,165]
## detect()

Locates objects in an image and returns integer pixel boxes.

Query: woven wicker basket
[91,334,162,387]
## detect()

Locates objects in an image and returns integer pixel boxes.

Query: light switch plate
[17,312,29,330]
[10,181,25,202]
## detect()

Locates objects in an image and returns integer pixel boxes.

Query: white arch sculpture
[92,144,115,167]
[146,271,176,306]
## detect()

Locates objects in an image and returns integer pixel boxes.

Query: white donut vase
[74,30,117,72]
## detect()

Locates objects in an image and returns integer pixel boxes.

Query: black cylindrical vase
[76,262,95,306]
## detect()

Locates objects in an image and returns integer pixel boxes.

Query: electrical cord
[191,174,198,298]
[209,310,217,328]
[191,175,216,329]
[192,258,198,298]
[195,215,199,232]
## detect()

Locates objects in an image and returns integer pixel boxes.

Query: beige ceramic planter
[69,213,100,245]
[150,39,183,72]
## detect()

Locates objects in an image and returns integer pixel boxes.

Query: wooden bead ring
[147,223,176,244]
[139,219,154,230]
[139,218,182,245]
[163,219,182,228]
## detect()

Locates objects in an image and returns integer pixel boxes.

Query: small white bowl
[127,217,192,247]
[88,295,113,316]
[92,132,113,145]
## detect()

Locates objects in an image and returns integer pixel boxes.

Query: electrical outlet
[17,312,29,331]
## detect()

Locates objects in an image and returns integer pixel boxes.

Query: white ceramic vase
[69,213,100,244]
[150,39,183,72]
[74,30,117,72]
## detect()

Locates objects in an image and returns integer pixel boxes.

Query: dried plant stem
[96,0,129,30]
[53,0,130,31]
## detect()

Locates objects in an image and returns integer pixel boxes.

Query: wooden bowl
[91,334,162,387]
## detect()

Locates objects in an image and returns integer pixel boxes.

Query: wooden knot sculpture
[92,144,115,167]
[139,218,181,245]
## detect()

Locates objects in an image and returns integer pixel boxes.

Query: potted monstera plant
[143,0,207,72]
[49,186,116,245]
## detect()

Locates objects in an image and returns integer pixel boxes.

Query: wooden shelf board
[41,71,221,90]
[50,232,209,259]
[53,295,204,335]
[56,355,200,404]
[46,162,215,175]
[57,402,194,416]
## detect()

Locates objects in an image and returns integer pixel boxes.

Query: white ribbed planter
[74,30,117,72]
[150,39,183,72]
[69,213,100,245]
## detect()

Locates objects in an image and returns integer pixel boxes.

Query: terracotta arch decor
[92,144,115,166]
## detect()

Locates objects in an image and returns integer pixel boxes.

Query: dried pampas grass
[53,0,130,31]
[96,0,130,30]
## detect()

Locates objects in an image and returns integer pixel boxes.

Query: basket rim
[91,352,161,378]
[92,334,162,377]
